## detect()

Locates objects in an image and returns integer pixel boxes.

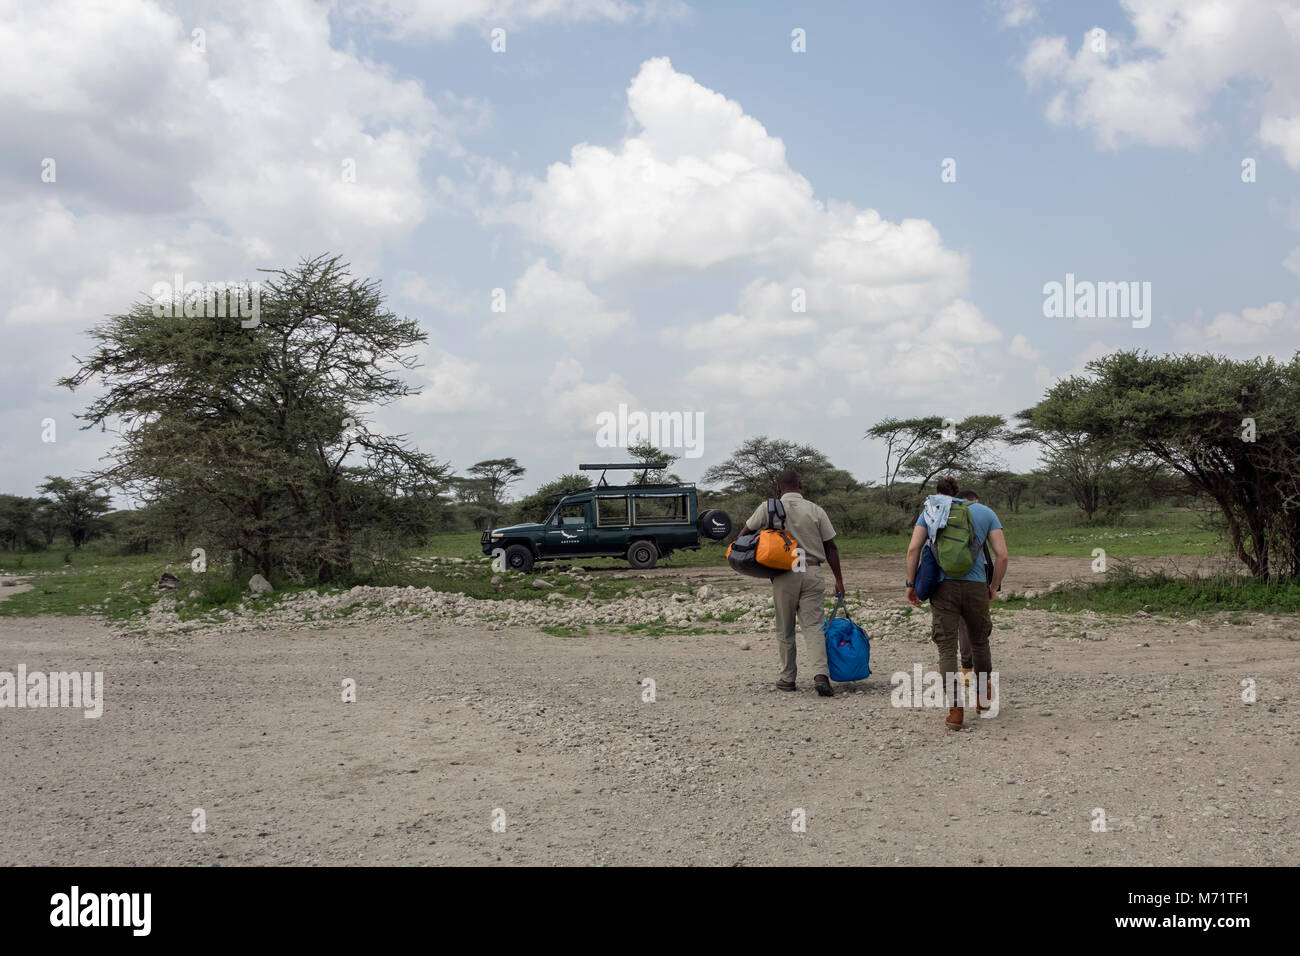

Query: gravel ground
[1,555,1294,866]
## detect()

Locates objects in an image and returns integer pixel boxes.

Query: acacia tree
[864,417,943,503]
[702,437,843,499]
[1026,351,1300,578]
[59,255,451,583]
[626,440,682,484]
[37,477,111,548]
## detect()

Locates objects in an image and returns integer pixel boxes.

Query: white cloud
[402,348,492,414]
[512,57,970,307]
[542,359,637,432]
[826,398,851,419]
[1018,0,1300,166]
[1284,247,1300,276]
[926,300,1002,344]
[1009,333,1043,361]
[488,259,630,343]
[995,0,1040,28]
[0,0,472,330]
[339,0,687,40]
[1176,299,1300,347]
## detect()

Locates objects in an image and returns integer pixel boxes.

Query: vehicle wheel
[504,544,535,573]
[697,509,733,540]
[626,540,658,569]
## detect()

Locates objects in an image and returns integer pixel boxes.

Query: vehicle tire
[697,509,733,540]
[504,544,535,573]
[626,540,659,569]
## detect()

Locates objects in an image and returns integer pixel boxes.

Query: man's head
[958,489,980,502]
[776,469,802,494]
[936,476,959,497]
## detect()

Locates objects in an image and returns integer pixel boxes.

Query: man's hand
[834,576,845,597]
[906,586,921,608]
[988,584,997,602]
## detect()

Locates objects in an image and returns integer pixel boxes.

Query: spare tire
[697,509,733,540]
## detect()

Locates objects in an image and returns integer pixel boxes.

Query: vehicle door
[589,494,631,555]
[544,499,590,554]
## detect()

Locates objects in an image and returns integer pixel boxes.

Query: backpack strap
[766,497,787,530]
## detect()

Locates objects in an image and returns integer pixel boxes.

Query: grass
[426,505,1223,562]
[998,568,1300,616]
[0,506,1284,622]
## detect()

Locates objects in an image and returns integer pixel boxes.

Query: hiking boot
[977,673,996,712]
[775,680,796,692]
[946,706,964,731]
[813,675,834,697]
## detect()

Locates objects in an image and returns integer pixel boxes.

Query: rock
[490,575,502,585]
[531,579,554,589]
[120,582,133,590]
[157,573,180,590]
[1082,630,1106,641]
[0,579,18,587]
[546,593,566,601]
[696,584,720,601]
[249,574,274,594]
[1022,589,1039,600]
[188,590,201,598]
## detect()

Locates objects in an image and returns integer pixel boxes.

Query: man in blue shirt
[905,476,1009,731]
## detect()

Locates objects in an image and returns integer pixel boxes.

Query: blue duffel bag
[823,595,871,682]
[914,542,941,602]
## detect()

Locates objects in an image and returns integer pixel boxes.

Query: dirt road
[1,555,1294,866]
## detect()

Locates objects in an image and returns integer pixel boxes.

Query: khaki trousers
[771,565,827,682]
[930,579,992,699]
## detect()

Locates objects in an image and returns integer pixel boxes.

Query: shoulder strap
[766,497,787,530]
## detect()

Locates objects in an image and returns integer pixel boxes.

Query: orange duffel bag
[727,498,801,578]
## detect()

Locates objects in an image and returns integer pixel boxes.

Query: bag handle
[766,497,787,530]
[827,593,847,622]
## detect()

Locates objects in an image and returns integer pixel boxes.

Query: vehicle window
[596,496,629,526]
[553,502,588,526]
[633,494,688,524]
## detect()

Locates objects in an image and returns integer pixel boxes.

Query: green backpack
[935,500,978,577]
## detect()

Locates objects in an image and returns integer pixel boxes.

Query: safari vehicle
[481,462,732,571]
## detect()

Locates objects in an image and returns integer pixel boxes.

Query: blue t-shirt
[915,500,1002,583]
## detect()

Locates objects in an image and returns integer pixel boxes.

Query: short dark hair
[936,476,959,497]
[958,489,979,501]
[776,469,801,492]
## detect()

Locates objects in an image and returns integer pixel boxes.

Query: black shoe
[813,675,834,697]
[775,680,796,692]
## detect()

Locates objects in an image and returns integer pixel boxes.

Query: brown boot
[946,706,964,731]
[977,673,996,712]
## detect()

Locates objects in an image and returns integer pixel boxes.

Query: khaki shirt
[745,492,836,564]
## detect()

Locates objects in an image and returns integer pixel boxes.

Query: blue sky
[2,0,1299,501]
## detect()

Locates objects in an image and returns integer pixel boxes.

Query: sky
[2,0,1299,501]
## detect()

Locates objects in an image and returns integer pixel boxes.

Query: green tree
[37,477,111,548]
[1026,351,1300,578]
[58,255,452,583]
[625,440,682,484]
[0,495,45,551]
[513,473,592,524]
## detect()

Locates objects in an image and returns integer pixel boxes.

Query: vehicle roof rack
[579,461,669,486]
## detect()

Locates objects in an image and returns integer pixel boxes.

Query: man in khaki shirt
[738,470,846,697]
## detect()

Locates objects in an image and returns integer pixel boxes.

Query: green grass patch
[539,624,590,638]
[1000,568,1300,616]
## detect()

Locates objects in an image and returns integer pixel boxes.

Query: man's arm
[905,524,927,608]
[986,527,1008,599]
[823,539,845,596]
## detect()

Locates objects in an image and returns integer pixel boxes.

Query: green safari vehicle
[480,463,732,572]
